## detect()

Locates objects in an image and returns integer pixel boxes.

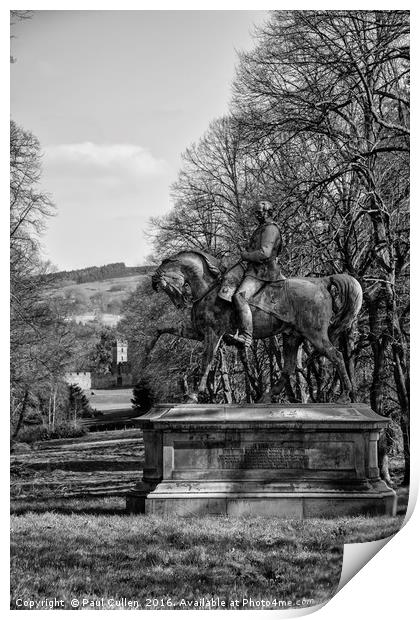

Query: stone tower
[112,339,129,385]
[112,339,128,365]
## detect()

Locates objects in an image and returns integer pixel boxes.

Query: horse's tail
[325,274,363,342]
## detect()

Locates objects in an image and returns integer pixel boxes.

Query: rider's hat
[256,197,274,210]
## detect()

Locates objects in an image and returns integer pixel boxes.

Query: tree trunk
[368,297,392,484]
[11,389,29,441]
[206,368,217,403]
[48,393,52,430]
[52,385,57,431]
[392,340,410,485]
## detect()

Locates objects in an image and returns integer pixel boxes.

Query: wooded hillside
[52,263,153,286]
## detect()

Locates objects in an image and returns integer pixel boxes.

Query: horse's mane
[162,249,225,278]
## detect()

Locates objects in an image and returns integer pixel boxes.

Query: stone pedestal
[126,403,396,517]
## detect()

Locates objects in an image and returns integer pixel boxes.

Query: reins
[191,278,221,306]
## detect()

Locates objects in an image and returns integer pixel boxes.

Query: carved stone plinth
[126,403,396,517]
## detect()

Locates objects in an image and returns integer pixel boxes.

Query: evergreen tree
[67,384,94,419]
[131,378,154,413]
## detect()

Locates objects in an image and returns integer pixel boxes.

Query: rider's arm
[241,225,279,263]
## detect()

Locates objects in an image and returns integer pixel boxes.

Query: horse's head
[151,258,191,309]
[152,250,223,309]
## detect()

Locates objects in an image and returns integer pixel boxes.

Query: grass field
[10,428,406,610]
[10,500,403,611]
[45,273,149,326]
[53,274,145,310]
[52,274,147,298]
[88,388,133,411]
[11,429,143,500]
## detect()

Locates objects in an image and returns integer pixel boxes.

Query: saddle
[218,260,286,302]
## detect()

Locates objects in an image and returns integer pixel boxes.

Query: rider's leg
[233,293,253,347]
[218,263,245,302]
[232,277,263,347]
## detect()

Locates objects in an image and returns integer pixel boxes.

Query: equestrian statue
[149,199,363,403]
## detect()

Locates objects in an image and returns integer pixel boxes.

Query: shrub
[17,422,86,443]
[108,284,124,292]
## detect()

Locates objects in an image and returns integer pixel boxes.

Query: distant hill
[46,263,154,325]
[53,262,154,286]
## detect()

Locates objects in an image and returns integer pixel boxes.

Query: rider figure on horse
[218,199,282,347]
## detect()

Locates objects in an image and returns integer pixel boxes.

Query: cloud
[44,142,167,179]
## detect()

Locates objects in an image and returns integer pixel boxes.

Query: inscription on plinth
[173,441,355,471]
[218,443,308,469]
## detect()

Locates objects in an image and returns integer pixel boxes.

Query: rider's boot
[230,293,253,348]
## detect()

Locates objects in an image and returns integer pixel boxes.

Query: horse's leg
[239,346,255,403]
[144,319,200,362]
[219,345,233,404]
[259,333,303,403]
[306,330,353,403]
[188,328,222,403]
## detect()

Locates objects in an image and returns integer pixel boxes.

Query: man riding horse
[150,198,362,403]
[218,199,282,347]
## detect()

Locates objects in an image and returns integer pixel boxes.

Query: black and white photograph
[9,6,411,614]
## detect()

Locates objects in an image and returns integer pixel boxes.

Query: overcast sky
[10,10,268,270]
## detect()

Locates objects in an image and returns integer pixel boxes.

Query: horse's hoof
[186,393,198,403]
[386,478,398,490]
[337,394,351,404]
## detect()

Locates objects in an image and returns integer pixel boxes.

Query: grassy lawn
[11,430,144,499]
[10,428,406,611]
[10,497,404,611]
[88,389,133,411]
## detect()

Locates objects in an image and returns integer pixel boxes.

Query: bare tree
[232,10,409,481]
[10,121,77,437]
[10,10,32,63]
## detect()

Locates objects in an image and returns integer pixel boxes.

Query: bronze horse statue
[148,250,363,403]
